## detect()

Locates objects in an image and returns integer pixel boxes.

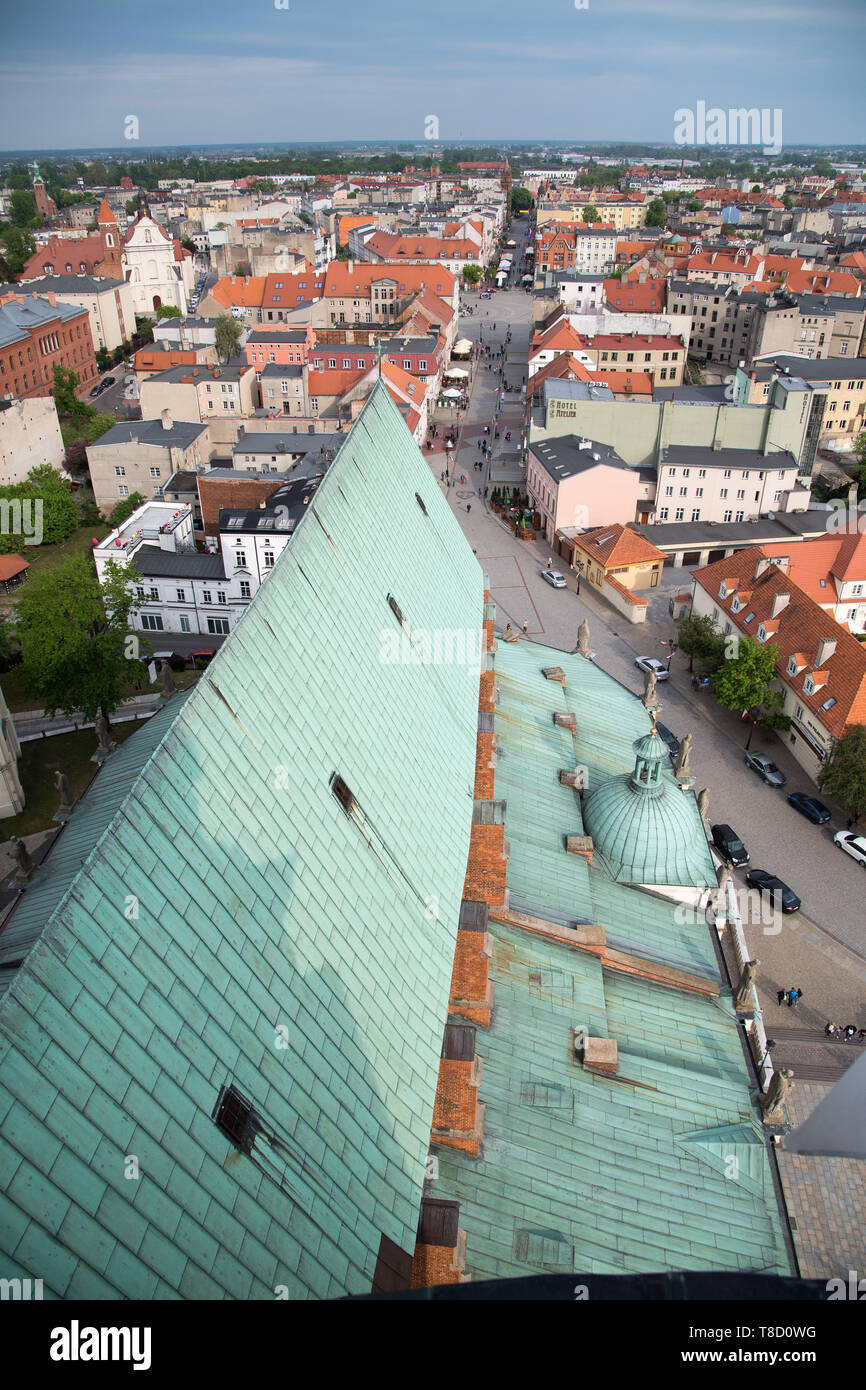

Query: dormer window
[757,624,767,642]
[731,596,741,614]
[803,675,815,696]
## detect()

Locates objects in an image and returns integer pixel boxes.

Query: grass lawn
[1,723,138,840]
[17,523,111,583]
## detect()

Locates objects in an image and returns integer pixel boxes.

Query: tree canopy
[676,613,726,674]
[819,725,866,823]
[13,553,148,720]
[215,313,244,362]
[644,198,667,228]
[713,634,790,730]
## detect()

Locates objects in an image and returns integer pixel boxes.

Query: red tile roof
[573,523,666,569]
[693,547,866,738]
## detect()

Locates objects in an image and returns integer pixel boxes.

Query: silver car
[834,831,866,867]
[744,752,787,787]
[541,569,567,589]
[634,656,669,682]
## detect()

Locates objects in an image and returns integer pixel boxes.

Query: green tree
[685,200,703,212]
[713,634,790,730]
[25,465,79,544]
[462,263,482,286]
[215,313,243,362]
[645,197,666,228]
[125,197,140,216]
[12,554,147,720]
[156,304,181,319]
[0,223,36,280]
[51,364,94,419]
[781,194,794,210]
[677,613,726,674]
[819,725,866,824]
[9,190,38,228]
[108,491,145,526]
[582,204,601,223]
[751,184,762,194]
[511,187,532,214]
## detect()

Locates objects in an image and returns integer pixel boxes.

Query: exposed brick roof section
[692,546,866,739]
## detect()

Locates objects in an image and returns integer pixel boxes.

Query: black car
[88,383,102,398]
[102,375,116,388]
[711,823,749,868]
[744,868,801,914]
[655,723,680,760]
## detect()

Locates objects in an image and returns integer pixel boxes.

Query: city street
[425,233,866,1074]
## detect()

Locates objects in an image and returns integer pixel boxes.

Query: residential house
[691,547,866,780]
[85,414,210,515]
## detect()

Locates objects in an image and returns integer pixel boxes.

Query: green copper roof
[434,919,791,1278]
[0,382,484,1300]
[429,639,791,1279]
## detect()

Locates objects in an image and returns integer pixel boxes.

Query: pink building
[244,324,315,368]
[527,435,641,542]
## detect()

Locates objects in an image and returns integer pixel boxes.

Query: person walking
[466,504,471,513]
[522,619,528,634]
[787,988,802,1008]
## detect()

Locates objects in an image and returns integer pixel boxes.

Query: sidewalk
[13,693,163,742]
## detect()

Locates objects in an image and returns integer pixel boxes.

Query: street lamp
[574,558,583,595]
[758,1038,776,1070]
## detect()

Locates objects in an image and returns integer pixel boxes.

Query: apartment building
[692,547,866,780]
[536,222,618,275]
[85,414,210,515]
[139,361,258,423]
[737,355,866,450]
[0,290,97,400]
[16,273,134,353]
[654,445,800,524]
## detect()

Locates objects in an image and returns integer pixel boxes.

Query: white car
[541,569,567,589]
[834,830,866,867]
[634,656,669,681]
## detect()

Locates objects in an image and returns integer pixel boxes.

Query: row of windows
[137,583,252,604]
[140,614,230,635]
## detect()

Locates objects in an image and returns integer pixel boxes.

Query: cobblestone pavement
[776,1081,866,1280]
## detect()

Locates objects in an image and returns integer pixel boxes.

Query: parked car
[480,292,491,299]
[711,823,749,869]
[787,793,831,825]
[541,569,567,589]
[89,383,102,398]
[634,656,669,682]
[744,868,801,914]
[744,751,787,787]
[102,375,116,388]
[655,722,680,759]
[833,830,866,868]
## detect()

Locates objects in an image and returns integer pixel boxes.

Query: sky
[1,0,865,153]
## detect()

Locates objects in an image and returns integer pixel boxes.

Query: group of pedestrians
[776,985,866,1040]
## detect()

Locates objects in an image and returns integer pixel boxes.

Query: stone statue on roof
[54,769,75,818]
[575,617,591,658]
[159,659,176,698]
[641,668,659,708]
[674,732,693,779]
[95,712,116,759]
[734,958,759,1011]
[761,1067,794,1125]
[12,837,35,883]
[697,787,709,824]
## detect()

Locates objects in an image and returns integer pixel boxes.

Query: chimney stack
[770,591,790,618]
[754,556,772,581]
[161,408,173,431]
[816,636,836,667]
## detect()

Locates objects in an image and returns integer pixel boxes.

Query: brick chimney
[410,1199,467,1288]
[431,1022,484,1155]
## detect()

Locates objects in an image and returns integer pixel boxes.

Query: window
[115,466,126,477]
[675,507,684,521]
[235,550,246,568]
[735,510,744,522]
[149,467,160,479]
[665,486,673,497]
[180,615,190,633]
[176,588,186,602]
[695,488,703,498]
[723,509,732,522]
[207,617,230,636]
[217,591,227,605]
[202,589,212,604]
[720,488,728,499]
[679,486,688,497]
[736,489,745,500]
[118,485,128,497]
[240,581,251,599]
[264,552,275,569]
[658,507,669,520]
[140,614,164,631]
[328,357,337,369]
